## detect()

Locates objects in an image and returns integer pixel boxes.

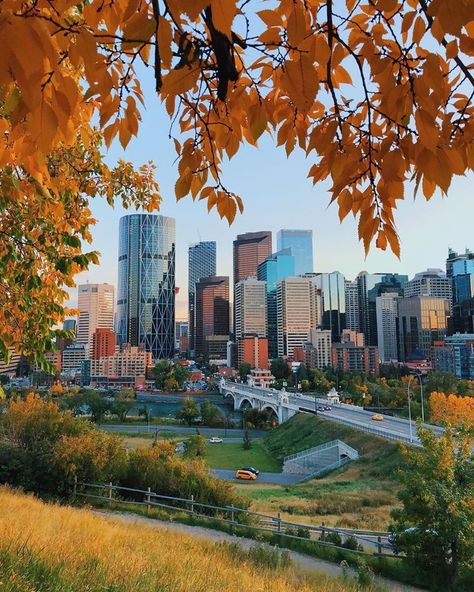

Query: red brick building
[92,328,116,360]
[237,336,269,369]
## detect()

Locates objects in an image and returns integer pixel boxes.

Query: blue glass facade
[117,214,175,360]
[188,242,216,352]
[277,229,313,276]
[258,249,295,358]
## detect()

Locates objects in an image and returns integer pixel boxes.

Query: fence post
[230,504,235,522]
[377,536,382,555]
[146,487,151,513]
[190,494,194,514]
[321,521,325,538]
[277,512,281,533]
[108,481,113,502]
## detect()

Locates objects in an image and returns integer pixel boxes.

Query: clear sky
[72,68,474,320]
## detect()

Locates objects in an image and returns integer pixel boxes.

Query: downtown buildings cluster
[3,211,474,387]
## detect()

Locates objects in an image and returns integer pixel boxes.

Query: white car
[207,437,223,444]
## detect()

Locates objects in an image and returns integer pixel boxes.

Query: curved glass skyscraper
[117,214,176,360]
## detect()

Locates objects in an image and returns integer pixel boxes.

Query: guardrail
[75,480,397,557]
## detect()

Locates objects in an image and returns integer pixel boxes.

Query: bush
[320,531,342,546]
[342,536,362,551]
[356,559,375,587]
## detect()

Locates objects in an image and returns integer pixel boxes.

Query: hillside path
[94,510,422,592]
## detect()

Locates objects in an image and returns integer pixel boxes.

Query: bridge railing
[283,439,341,463]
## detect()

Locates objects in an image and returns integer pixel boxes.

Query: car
[207,437,223,444]
[324,405,332,411]
[317,405,325,411]
[372,414,384,421]
[235,469,257,480]
[239,466,259,476]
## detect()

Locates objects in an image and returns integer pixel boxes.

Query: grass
[231,414,405,530]
[0,487,369,592]
[205,440,282,472]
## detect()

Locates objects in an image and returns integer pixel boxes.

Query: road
[95,510,421,592]
[100,424,266,438]
[212,469,303,485]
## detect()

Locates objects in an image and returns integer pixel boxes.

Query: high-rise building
[447,250,474,334]
[195,276,230,358]
[116,214,175,360]
[304,329,332,369]
[63,319,77,334]
[376,292,400,363]
[341,329,365,346]
[357,272,408,346]
[345,279,360,333]
[237,336,269,369]
[276,277,317,358]
[76,283,114,356]
[90,343,153,385]
[61,344,86,374]
[234,278,267,339]
[233,231,272,283]
[398,296,449,361]
[313,272,346,342]
[258,249,295,359]
[404,269,452,309]
[276,229,313,275]
[331,343,379,374]
[92,328,116,360]
[188,242,216,352]
[432,333,474,379]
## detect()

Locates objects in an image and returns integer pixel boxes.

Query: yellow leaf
[158,17,173,69]
[280,54,319,115]
[287,2,308,47]
[161,66,200,97]
[248,102,267,141]
[175,172,192,199]
[211,0,237,39]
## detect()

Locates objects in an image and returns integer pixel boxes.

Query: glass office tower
[117,214,176,360]
[314,272,346,342]
[258,249,295,358]
[277,229,313,276]
[188,241,216,352]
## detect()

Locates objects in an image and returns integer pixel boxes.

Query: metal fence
[75,480,398,557]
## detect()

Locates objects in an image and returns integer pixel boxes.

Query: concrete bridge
[219,379,300,424]
[219,379,445,446]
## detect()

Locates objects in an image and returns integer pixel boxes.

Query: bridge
[219,379,445,446]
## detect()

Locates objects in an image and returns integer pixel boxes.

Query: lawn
[205,441,282,472]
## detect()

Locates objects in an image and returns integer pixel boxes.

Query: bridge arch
[261,405,279,425]
[238,398,254,410]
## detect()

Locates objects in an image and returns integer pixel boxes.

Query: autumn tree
[429,391,474,427]
[0,1,472,363]
[391,424,474,589]
[176,397,200,425]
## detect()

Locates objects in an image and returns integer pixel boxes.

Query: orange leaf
[211,0,237,39]
[161,66,200,97]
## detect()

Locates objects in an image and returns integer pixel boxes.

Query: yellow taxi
[371,414,384,421]
[235,469,257,481]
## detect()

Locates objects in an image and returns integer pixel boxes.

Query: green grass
[205,441,281,472]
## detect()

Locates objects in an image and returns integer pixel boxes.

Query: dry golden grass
[0,487,362,592]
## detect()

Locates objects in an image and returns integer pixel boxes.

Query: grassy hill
[232,414,404,530]
[0,488,363,592]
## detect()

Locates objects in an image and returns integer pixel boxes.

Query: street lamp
[408,372,424,423]
[406,377,414,443]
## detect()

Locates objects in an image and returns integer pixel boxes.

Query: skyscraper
[257,249,295,358]
[233,231,272,283]
[404,269,452,309]
[313,272,346,342]
[276,277,318,358]
[376,292,400,363]
[357,272,408,346]
[398,296,449,361]
[345,279,360,332]
[195,276,230,358]
[447,249,474,333]
[234,278,267,339]
[188,241,216,352]
[77,283,114,356]
[116,214,175,360]
[277,229,313,275]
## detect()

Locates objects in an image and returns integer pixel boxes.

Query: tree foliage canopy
[0,0,473,360]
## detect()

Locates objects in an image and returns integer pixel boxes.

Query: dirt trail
[94,510,422,592]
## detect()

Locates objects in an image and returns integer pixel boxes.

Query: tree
[243,407,273,429]
[176,398,200,426]
[429,392,474,428]
[1,1,472,366]
[110,398,136,423]
[271,358,290,380]
[184,434,207,458]
[425,371,459,395]
[81,391,110,424]
[200,398,223,426]
[238,362,251,382]
[243,430,251,450]
[154,360,189,390]
[391,424,474,589]
[173,363,190,390]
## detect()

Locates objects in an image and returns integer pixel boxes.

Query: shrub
[320,531,342,546]
[356,559,375,587]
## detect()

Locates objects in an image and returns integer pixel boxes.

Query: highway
[285,392,444,445]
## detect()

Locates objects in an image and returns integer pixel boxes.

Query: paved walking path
[94,510,422,592]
